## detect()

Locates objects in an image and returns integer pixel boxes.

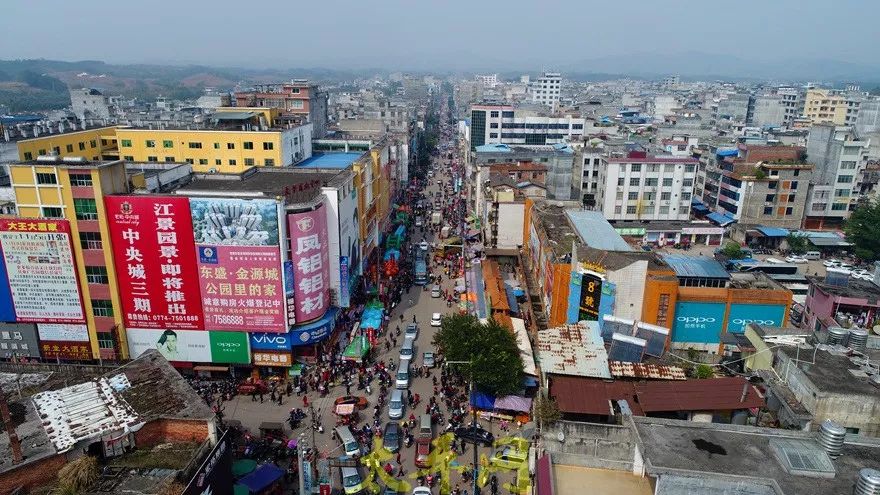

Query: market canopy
[343,336,370,360]
[707,212,736,226]
[495,395,533,413]
[238,464,285,493]
[470,391,495,410]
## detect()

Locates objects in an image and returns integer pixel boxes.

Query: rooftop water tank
[848,328,869,353]
[817,419,846,459]
[828,327,849,346]
[855,468,880,495]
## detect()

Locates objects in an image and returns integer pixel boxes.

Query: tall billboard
[190,198,286,333]
[0,219,84,323]
[106,197,204,330]
[578,273,603,321]
[726,303,787,333]
[671,301,727,344]
[288,206,331,323]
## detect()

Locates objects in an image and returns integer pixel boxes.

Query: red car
[415,437,432,468]
[237,379,267,395]
[334,395,368,410]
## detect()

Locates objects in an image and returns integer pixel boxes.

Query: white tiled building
[597,152,698,221]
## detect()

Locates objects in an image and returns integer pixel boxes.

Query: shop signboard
[578,273,603,321]
[250,332,293,351]
[105,197,203,330]
[40,341,92,360]
[190,198,285,333]
[126,328,212,362]
[0,218,84,323]
[253,351,293,367]
[287,206,331,323]
[284,260,296,327]
[726,303,787,334]
[182,429,233,495]
[339,256,351,308]
[671,301,727,344]
[37,323,90,342]
[292,307,337,346]
[208,331,250,364]
[0,323,41,358]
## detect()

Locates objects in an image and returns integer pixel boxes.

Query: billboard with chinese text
[0,323,41,358]
[40,340,92,360]
[577,273,603,321]
[288,206,331,323]
[0,219,84,323]
[127,328,249,364]
[105,197,204,330]
[37,323,89,342]
[190,198,285,333]
[671,301,727,344]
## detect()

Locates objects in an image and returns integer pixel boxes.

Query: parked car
[405,323,418,339]
[383,422,401,453]
[823,259,840,267]
[785,255,808,264]
[419,241,429,251]
[430,312,442,327]
[453,423,495,446]
[423,352,435,368]
[431,284,442,298]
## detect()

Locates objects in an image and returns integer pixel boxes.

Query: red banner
[105,196,204,329]
[287,205,330,323]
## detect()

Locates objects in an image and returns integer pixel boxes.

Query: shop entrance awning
[707,212,736,226]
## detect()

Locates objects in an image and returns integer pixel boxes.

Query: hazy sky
[3,0,879,71]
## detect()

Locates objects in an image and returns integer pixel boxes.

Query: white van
[335,426,361,457]
[804,251,821,260]
[765,257,785,264]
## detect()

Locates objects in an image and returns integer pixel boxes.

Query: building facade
[529,72,562,110]
[803,89,848,125]
[597,152,698,221]
[469,104,585,148]
[804,124,868,228]
[233,80,329,138]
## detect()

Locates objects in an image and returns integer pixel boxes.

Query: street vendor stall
[470,391,532,424]
[343,335,371,362]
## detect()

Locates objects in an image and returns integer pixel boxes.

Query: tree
[720,241,746,259]
[57,456,99,493]
[845,198,880,261]
[434,315,524,396]
[533,393,561,427]
[695,364,714,379]
[786,233,808,255]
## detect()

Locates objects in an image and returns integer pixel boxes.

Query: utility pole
[446,360,479,495]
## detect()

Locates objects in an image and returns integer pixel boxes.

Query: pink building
[803,275,880,331]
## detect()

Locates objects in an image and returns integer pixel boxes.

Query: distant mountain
[561,51,880,84]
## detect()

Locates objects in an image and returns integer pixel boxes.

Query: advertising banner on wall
[190,198,286,333]
[182,429,233,495]
[37,323,90,342]
[284,260,296,327]
[0,218,84,323]
[671,301,727,344]
[250,332,293,351]
[339,256,351,308]
[127,328,251,364]
[0,323,41,358]
[0,247,15,322]
[253,351,293,367]
[578,273,603,321]
[105,197,204,330]
[40,341,92,360]
[726,303,787,334]
[288,206,331,323]
[291,307,338,346]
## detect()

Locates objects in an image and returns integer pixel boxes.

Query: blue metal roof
[295,152,363,169]
[717,148,739,157]
[662,255,730,279]
[757,226,790,237]
[707,212,736,226]
[475,144,511,153]
[565,210,633,252]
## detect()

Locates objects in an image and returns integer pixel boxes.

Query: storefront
[290,307,340,365]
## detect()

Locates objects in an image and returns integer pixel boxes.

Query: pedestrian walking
[259,392,264,403]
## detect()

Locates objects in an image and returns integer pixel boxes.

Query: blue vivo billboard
[671,301,727,344]
[726,303,786,334]
[250,332,293,351]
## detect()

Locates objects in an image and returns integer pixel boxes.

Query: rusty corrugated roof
[608,361,687,380]
[537,322,611,379]
[549,375,642,416]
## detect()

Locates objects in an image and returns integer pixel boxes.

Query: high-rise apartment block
[530,72,562,110]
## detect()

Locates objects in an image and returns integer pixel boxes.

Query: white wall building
[651,95,678,122]
[469,104,584,147]
[530,72,562,110]
[597,153,698,221]
[475,74,498,88]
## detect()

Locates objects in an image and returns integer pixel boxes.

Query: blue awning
[522,375,539,387]
[691,202,710,212]
[504,284,520,316]
[717,148,739,157]
[239,464,285,493]
[707,212,735,226]
[756,226,790,237]
[470,391,496,410]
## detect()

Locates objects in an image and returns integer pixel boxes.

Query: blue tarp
[717,148,739,157]
[522,376,539,387]
[239,464,285,493]
[470,391,495,410]
[757,226,790,237]
[707,212,735,226]
[360,307,384,330]
[504,284,520,316]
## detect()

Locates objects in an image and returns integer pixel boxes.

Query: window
[786,207,794,215]
[662,178,673,187]
[831,203,848,211]
[78,142,85,151]
[90,140,97,148]
[66,144,73,153]
[680,206,689,215]
[630,164,642,172]
[768,181,777,189]
[185,158,194,164]
[614,206,622,214]
[837,175,853,183]
[229,159,237,165]
[616,191,624,200]
[244,158,255,166]
[123,155,134,161]
[793,169,799,176]
[23,151,33,160]
[97,332,114,350]
[227,143,235,150]
[188,142,203,149]
[629,177,640,186]
[69,173,93,187]
[645,178,658,186]
[835,189,851,197]
[788,194,796,202]
[52,146,60,154]
[763,206,773,215]
[790,180,798,190]
[626,205,637,214]
[91,299,114,317]
[73,198,98,220]
[213,142,220,149]
[199,158,208,165]
[502,111,514,118]
[215,159,222,166]
[840,160,857,169]
[685,164,695,173]
[661,192,672,200]
[659,206,670,214]
[42,207,63,218]
[617,177,625,186]
[86,265,109,284]
[766,194,775,202]
[243,141,254,150]
[263,142,274,150]
[146,140,156,148]
[162,140,173,148]
[681,192,691,201]
[644,192,655,200]
[36,172,58,185]
[489,133,498,138]
[628,192,639,200]
[489,123,499,129]
[147,155,158,162]
[79,231,102,250]
[490,111,499,118]
[265,158,275,166]
[119,139,131,148]
[683,178,693,187]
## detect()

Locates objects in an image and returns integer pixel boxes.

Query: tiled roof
[608,361,687,380]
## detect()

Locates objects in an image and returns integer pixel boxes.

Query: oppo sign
[727,303,786,334]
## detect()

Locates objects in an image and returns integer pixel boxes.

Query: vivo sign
[727,303,786,334]
[249,332,292,351]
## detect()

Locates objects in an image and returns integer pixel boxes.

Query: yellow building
[10,157,130,360]
[16,112,313,174]
[803,89,847,125]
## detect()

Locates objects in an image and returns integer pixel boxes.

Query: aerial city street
[1,2,880,495]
